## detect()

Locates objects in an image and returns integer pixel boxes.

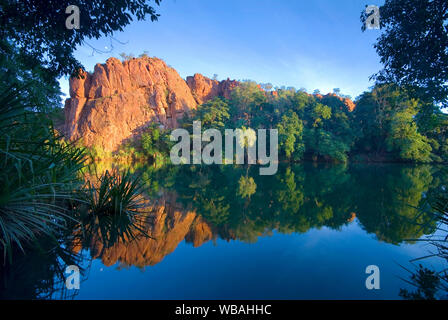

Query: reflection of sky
[72,221,446,300]
[59,0,385,102]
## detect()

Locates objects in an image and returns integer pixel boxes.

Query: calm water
[1,163,447,299]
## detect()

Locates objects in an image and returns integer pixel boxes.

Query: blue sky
[59,0,385,101]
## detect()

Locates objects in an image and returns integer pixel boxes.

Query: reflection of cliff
[77,163,444,269]
[80,194,215,268]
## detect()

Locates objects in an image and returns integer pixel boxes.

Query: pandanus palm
[0,83,86,261]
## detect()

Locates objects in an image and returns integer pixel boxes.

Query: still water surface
[2,163,447,299]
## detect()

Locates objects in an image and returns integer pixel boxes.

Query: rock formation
[64,56,356,152]
[186,73,238,104]
[65,57,197,152]
[320,92,356,112]
[64,57,241,152]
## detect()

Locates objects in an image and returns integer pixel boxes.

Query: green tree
[119,52,136,61]
[140,124,171,164]
[362,0,448,105]
[301,98,353,162]
[277,110,304,160]
[304,128,350,162]
[386,107,432,162]
[192,97,230,130]
[0,41,62,110]
[230,81,267,126]
[354,85,432,162]
[237,176,257,199]
[0,0,162,79]
[416,106,448,162]
[309,103,332,127]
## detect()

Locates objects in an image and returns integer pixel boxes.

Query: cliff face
[64,56,356,152]
[186,73,239,104]
[65,57,194,152]
[64,57,240,152]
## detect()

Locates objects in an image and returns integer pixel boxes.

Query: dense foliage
[361,0,448,299]
[362,0,448,105]
[133,163,443,246]
[178,81,446,164]
[0,0,161,80]
[0,84,85,260]
[3,162,444,298]
[0,0,447,299]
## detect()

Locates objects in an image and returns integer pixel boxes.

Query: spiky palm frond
[86,169,146,217]
[0,82,87,261]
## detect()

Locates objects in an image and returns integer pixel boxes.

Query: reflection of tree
[353,165,438,244]
[275,167,304,213]
[399,265,448,300]
[4,163,445,298]
[156,164,346,241]
[158,163,442,245]
[237,176,257,199]
[74,163,448,261]
[0,234,85,300]
[399,187,448,300]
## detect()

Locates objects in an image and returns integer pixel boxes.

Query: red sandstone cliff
[186,73,239,104]
[64,57,356,152]
[64,57,239,152]
[65,57,198,152]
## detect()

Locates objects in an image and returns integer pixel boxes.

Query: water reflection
[1,163,446,299]
[75,193,213,268]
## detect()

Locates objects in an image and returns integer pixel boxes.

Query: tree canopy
[362,0,448,105]
[0,0,161,79]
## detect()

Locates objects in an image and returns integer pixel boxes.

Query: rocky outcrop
[186,73,239,104]
[64,57,199,152]
[64,57,241,152]
[319,93,356,112]
[185,219,214,247]
[64,56,356,152]
[342,97,356,112]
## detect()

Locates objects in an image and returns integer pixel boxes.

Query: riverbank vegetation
[105,81,447,166]
[0,0,162,260]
